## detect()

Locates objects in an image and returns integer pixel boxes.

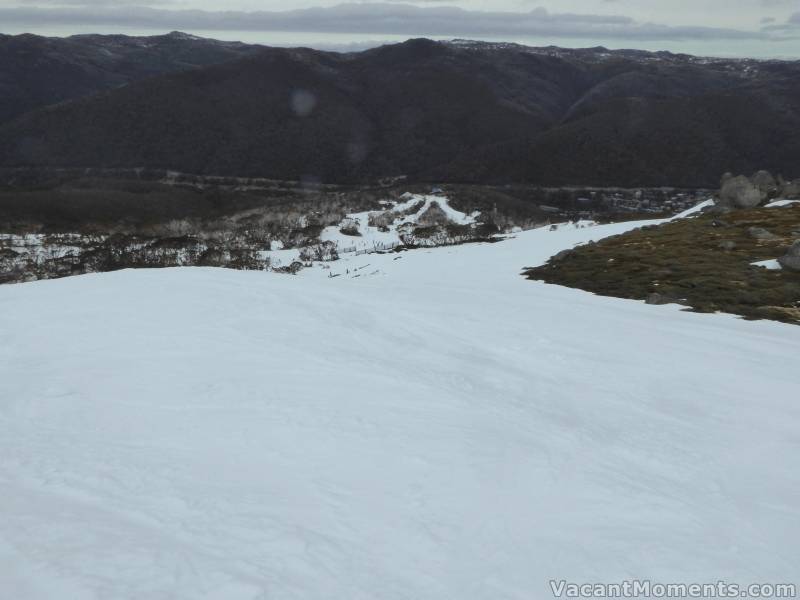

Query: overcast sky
[3,0,800,58]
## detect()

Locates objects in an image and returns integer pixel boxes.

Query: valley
[0,167,708,284]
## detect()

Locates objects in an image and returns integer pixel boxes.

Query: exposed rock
[550,249,574,262]
[747,227,780,241]
[710,218,731,228]
[719,175,765,209]
[751,170,777,196]
[779,178,800,199]
[700,199,725,214]
[778,241,800,272]
[718,240,736,251]
[645,292,685,306]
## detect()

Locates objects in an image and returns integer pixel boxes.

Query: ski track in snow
[0,217,799,599]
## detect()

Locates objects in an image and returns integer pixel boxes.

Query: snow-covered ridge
[445,38,784,70]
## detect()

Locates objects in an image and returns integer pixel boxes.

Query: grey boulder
[778,241,800,272]
[779,178,800,199]
[719,175,765,209]
[751,170,777,195]
[747,227,780,241]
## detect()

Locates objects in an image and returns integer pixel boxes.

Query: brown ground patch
[524,206,800,324]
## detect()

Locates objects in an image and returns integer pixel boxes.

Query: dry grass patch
[524,206,800,324]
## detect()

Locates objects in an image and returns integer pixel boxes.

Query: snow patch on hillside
[765,199,800,208]
[670,198,714,219]
[752,258,782,270]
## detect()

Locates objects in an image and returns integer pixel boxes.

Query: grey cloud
[352,0,455,3]
[762,11,800,32]
[0,2,780,41]
[12,0,171,5]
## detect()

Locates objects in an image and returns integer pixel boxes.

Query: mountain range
[2,33,800,187]
[0,31,259,125]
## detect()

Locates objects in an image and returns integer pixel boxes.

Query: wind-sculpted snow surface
[1,219,798,599]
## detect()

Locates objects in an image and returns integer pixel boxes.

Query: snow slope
[1,219,799,599]
[670,198,714,218]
